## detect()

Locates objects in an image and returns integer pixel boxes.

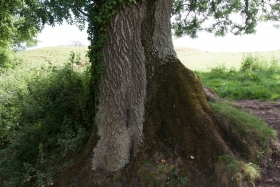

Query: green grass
[215,155,260,187]
[196,54,280,100]
[210,101,277,153]
[210,101,276,186]
[20,46,88,67]
[20,46,280,72]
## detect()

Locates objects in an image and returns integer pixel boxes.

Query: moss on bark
[120,56,233,186]
[142,56,233,168]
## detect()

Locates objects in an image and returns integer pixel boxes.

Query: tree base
[54,58,275,187]
[54,59,236,186]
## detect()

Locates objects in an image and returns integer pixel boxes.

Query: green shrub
[0,47,22,71]
[0,54,92,186]
[240,54,265,72]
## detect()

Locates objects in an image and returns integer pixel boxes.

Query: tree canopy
[2,0,279,50]
[172,0,280,38]
[0,0,43,48]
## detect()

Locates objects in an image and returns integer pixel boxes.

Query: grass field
[175,46,280,71]
[18,46,280,101]
[20,46,280,72]
[20,46,89,67]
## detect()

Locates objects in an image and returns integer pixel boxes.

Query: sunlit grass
[17,46,280,72]
[197,54,280,100]
[210,101,277,151]
[20,46,88,67]
[176,47,280,71]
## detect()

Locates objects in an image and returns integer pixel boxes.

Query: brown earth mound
[203,86,280,187]
[234,100,280,187]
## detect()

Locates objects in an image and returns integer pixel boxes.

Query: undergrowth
[210,101,276,186]
[197,54,280,100]
[0,52,92,186]
[138,159,189,187]
[0,47,22,71]
[215,155,260,187]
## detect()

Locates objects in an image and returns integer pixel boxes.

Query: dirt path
[234,100,280,187]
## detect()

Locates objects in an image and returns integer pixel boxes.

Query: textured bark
[153,0,177,59]
[92,0,232,173]
[139,0,233,174]
[92,3,147,171]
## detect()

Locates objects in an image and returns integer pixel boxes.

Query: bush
[0,55,92,186]
[0,47,22,71]
[240,54,265,72]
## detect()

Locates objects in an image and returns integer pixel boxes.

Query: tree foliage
[172,0,280,38]
[1,0,278,68]
[0,0,43,48]
[2,0,280,48]
[0,0,41,68]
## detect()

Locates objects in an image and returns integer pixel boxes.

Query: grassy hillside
[19,45,280,101]
[175,47,280,71]
[20,46,89,67]
[21,46,280,71]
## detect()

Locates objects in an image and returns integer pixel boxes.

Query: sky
[36,22,280,52]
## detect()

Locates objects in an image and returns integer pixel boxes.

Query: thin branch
[75,5,89,17]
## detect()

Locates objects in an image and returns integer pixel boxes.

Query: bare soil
[234,100,280,187]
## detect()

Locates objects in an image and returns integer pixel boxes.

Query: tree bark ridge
[92,2,147,171]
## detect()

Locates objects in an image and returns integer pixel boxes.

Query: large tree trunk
[91,1,147,171]
[56,0,236,186]
[92,0,233,172]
